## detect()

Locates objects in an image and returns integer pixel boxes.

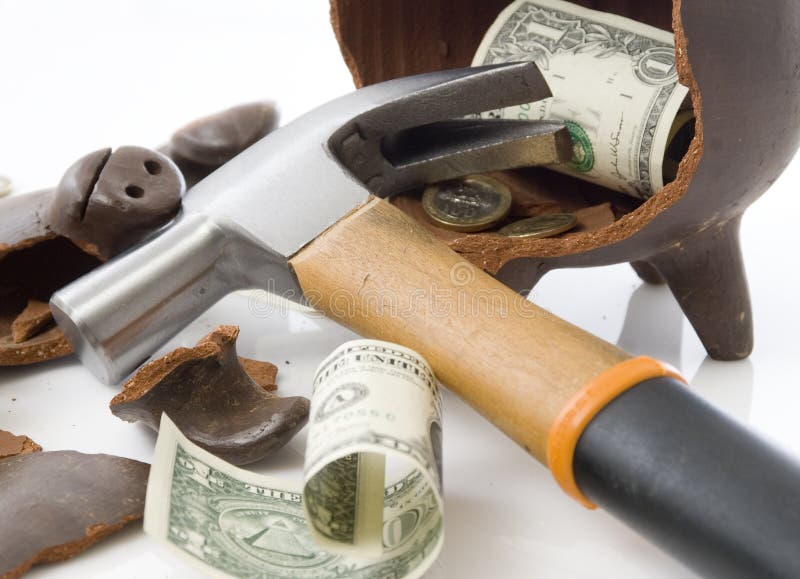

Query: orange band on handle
[546,356,686,509]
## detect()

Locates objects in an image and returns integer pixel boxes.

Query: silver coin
[422,175,512,233]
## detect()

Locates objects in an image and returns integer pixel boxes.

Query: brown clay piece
[170,101,278,167]
[166,101,279,188]
[110,325,308,465]
[47,147,184,260]
[239,356,279,392]
[0,146,184,366]
[10,300,53,344]
[0,430,41,459]
[331,0,800,361]
[0,450,148,579]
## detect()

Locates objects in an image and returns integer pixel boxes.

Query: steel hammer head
[51,62,570,384]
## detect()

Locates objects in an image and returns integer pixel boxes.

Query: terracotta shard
[0,326,72,366]
[10,300,53,344]
[0,451,148,579]
[239,356,279,392]
[0,430,41,460]
[0,189,53,261]
[47,147,184,260]
[110,325,309,465]
[170,101,278,167]
[566,203,616,236]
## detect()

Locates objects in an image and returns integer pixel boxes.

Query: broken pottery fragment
[0,430,41,459]
[10,300,53,344]
[165,101,279,188]
[110,325,309,465]
[170,101,278,167]
[47,146,184,260]
[0,451,148,579]
[239,356,279,392]
[0,147,184,366]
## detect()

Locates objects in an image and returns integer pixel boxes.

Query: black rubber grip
[574,377,800,579]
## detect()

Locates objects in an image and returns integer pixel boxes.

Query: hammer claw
[329,62,564,197]
[380,119,573,192]
[348,62,553,137]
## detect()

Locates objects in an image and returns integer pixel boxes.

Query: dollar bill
[144,340,444,579]
[473,0,690,199]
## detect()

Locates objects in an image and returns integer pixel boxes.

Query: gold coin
[422,175,512,233]
[499,213,578,239]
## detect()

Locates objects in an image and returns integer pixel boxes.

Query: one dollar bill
[144,340,444,579]
[473,0,690,199]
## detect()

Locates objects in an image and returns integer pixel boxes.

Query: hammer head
[184,62,569,257]
[51,62,571,384]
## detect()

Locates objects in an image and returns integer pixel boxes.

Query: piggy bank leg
[630,260,666,285]
[648,216,752,361]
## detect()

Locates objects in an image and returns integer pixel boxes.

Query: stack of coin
[0,175,12,198]
[422,174,578,239]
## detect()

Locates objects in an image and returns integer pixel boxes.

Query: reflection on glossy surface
[616,282,756,421]
[690,358,755,423]
[618,282,685,369]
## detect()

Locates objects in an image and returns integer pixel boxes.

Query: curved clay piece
[109,325,309,465]
[239,356,279,392]
[47,146,184,260]
[331,0,800,360]
[10,299,53,343]
[0,451,148,579]
[0,430,41,459]
[170,101,278,167]
[0,189,53,260]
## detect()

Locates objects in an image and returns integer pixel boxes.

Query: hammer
[50,63,800,578]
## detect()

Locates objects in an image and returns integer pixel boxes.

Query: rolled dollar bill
[473,0,690,199]
[144,339,443,579]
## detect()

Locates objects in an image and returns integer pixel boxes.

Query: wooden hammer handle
[290,197,630,463]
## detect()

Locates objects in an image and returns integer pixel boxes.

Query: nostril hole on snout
[125,185,145,198]
[144,160,162,175]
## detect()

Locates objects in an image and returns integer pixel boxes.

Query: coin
[422,175,512,233]
[499,213,578,239]
[0,175,11,198]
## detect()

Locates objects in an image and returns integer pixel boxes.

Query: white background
[1,1,799,578]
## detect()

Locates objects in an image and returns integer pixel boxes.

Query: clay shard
[46,146,184,260]
[239,356,279,392]
[10,300,53,344]
[170,101,278,167]
[0,430,41,459]
[110,325,309,465]
[0,451,148,579]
